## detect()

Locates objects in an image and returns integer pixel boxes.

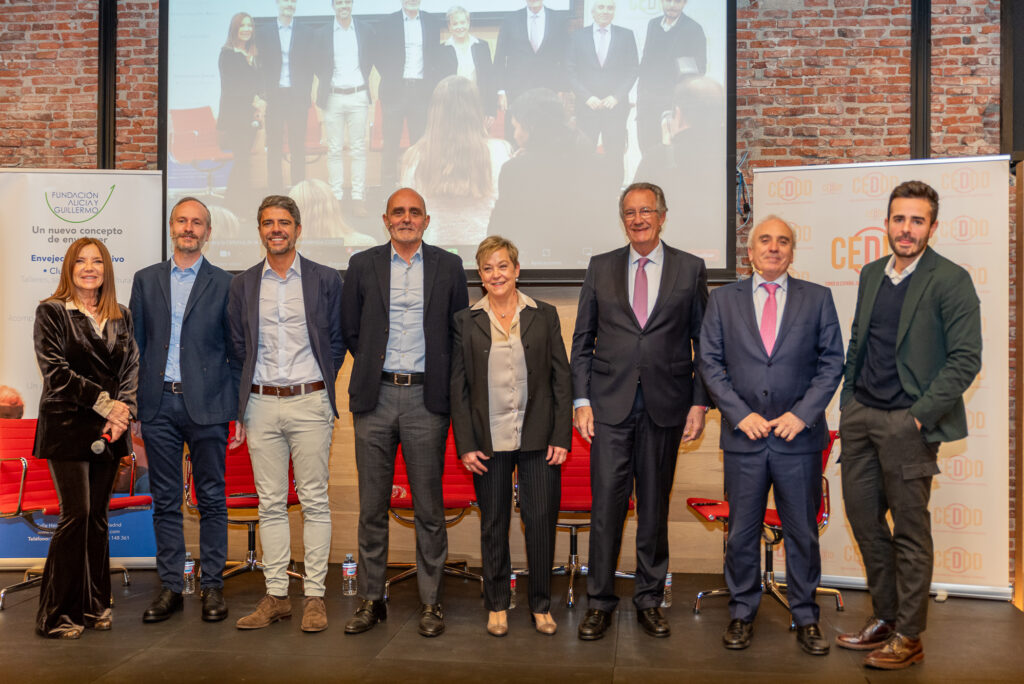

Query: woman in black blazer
[33,237,138,639]
[450,236,571,637]
[217,11,263,214]
[439,6,497,119]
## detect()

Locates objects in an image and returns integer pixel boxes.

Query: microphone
[91,430,113,455]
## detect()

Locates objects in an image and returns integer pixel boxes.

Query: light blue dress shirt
[164,255,203,383]
[384,246,426,373]
[253,256,323,386]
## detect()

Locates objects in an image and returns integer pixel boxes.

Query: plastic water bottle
[183,552,196,595]
[661,572,673,608]
[508,573,517,609]
[342,554,358,596]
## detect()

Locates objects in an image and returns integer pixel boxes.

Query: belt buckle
[171,382,183,394]
[394,373,412,386]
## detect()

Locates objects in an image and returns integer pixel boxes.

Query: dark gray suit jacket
[566,24,639,107]
[340,243,468,415]
[227,255,346,419]
[570,242,709,428]
[130,257,240,425]
[450,298,571,458]
[699,276,844,454]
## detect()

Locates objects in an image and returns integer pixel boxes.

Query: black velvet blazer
[32,299,139,461]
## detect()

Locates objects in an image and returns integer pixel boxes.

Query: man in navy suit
[571,182,709,641]
[340,188,468,638]
[373,1,444,187]
[699,216,844,655]
[565,1,638,189]
[228,195,346,633]
[130,197,241,624]
[493,1,569,141]
[314,0,375,217]
[256,0,316,192]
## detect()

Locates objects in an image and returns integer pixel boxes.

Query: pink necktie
[633,257,649,328]
[760,282,780,354]
[597,27,609,67]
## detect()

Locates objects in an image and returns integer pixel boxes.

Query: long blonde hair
[408,76,492,199]
[45,237,123,320]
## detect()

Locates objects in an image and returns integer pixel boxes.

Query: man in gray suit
[228,195,346,633]
[699,215,844,655]
[131,197,241,624]
[571,181,709,641]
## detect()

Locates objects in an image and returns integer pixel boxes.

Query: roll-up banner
[753,156,1011,599]
[0,169,162,568]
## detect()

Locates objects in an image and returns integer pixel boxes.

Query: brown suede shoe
[301,596,328,632]
[236,595,292,630]
[864,633,923,670]
[836,616,895,650]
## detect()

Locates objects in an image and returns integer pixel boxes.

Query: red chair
[687,431,844,620]
[168,107,233,196]
[384,429,483,600]
[185,422,303,582]
[551,428,635,607]
[0,418,150,608]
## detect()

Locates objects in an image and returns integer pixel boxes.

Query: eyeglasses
[622,208,659,220]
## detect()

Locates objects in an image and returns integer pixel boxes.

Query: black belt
[250,381,327,397]
[332,85,367,95]
[381,372,424,386]
[163,381,184,394]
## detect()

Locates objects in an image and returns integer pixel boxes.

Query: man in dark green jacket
[836,180,982,670]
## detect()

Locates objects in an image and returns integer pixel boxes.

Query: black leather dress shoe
[345,599,387,634]
[797,623,830,655]
[577,608,613,641]
[723,618,754,650]
[637,607,670,638]
[143,588,183,623]
[419,603,445,637]
[201,587,228,622]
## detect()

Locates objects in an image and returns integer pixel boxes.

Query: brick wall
[114,1,159,169]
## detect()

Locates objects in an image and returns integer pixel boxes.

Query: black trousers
[379,78,431,186]
[36,458,119,637]
[839,398,940,638]
[475,449,560,613]
[264,85,309,192]
[586,386,684,612]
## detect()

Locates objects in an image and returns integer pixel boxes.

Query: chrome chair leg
[816,585,844,611]
[0,575,43,610]
[693,587,729,614]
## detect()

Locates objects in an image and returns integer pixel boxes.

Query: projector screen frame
[157,1,737,285]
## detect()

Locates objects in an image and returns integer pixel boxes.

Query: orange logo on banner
[966,409,986,431]
[933,503,983,530]
[843,544,865,566]
[938,215,989,243]
[935,547,983,573]
[766,176,812,201]
[942,454,984,482]
[821,182,843,195]
[831,226,890,272]
[942,168,990,194]
[852,172,899,198]
[960,263,988,286]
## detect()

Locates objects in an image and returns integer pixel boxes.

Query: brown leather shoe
[864,633,923,670]
[835,616,895,650]
[235,594,292,630]
[301,596,328,632]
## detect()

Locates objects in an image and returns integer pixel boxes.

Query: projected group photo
[165,0,729,274]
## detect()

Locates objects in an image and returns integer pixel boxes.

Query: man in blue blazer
[340,188,468,638]
[130,197,241,624]
[699,216,844,655]
[228,195,346,633]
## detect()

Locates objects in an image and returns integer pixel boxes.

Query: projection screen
[161,0,733,280]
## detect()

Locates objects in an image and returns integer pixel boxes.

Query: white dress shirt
[884,251,925,285]
[254,256,323,386]
[332,20,364,89]
[277,21,293,88]
[445,36,479,82]
[627,241,664,317]
[403,12,424,79]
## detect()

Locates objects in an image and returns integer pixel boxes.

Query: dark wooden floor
[1,566,1022,683]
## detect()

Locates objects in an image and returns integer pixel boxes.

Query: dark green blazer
[840,246,982,443]
[450,297,572,458]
